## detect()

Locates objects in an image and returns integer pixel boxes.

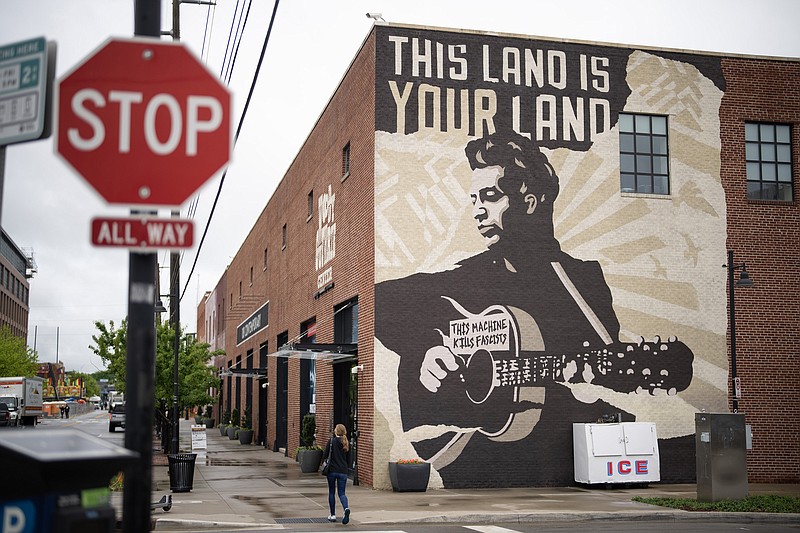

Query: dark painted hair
[464,130,560,202]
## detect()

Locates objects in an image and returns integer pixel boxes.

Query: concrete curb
[153,511,800,530]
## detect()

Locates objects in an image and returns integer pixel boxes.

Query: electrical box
[695,413,748,502]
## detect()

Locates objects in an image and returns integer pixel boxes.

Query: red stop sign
[56,38,231,206]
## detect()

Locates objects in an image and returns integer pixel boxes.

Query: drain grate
[275,517,331,524]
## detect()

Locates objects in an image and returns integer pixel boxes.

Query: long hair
[334,423,349,452]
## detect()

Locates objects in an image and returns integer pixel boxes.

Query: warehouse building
[0,230,34,341]
[198,23,800,488]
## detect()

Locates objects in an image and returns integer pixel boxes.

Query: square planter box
[299,449,323,472]
[388,462,430,492]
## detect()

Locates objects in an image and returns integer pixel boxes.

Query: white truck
[0,376,45,426]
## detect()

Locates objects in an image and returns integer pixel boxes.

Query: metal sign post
[122,3,161,532]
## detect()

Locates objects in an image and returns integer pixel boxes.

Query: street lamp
[724,249,754,413]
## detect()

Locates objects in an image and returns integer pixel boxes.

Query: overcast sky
[1,0,798,374]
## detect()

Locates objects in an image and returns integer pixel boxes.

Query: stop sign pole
[125,3,160,533]
[55,4,231,529]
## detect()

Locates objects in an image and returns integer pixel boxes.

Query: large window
[619,113,670,195]
[334,298,358,344]
[746,122,793,201]
[300,319,317,417]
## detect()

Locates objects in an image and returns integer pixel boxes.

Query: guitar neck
[492,339,693,394]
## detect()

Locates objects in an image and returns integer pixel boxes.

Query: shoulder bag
[320,438,332,475]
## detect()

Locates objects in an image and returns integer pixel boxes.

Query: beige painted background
[372,51,728,489]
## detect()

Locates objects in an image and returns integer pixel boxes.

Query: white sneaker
[327,515,336,522]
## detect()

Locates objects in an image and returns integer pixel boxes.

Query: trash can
[167,453,197,492]
[0,428,138,532]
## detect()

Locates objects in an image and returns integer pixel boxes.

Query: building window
[300,318,317,421]
[238,281,242,300]
[334,297,358,344]
[746,122,793,201]
[263,247,268,271]
[249,266,253,286]
[342,142,351,178]
[308,190,314,221]
[282,223,287,250]
[619,113,670,195]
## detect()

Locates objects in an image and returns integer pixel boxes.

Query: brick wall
[207,31,377,482]
[200,25,800,488]
[719,57,800,483]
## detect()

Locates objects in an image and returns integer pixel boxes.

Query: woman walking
[323,423,351,524]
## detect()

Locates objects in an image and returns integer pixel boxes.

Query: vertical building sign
[315,184,336,294]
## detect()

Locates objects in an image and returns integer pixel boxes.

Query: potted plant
[298,445,324,472]
[238,405,254,445]
[388,459,430,492]
[227,408,240,440]
[298,414,323,472]
[202,405,215,428]
[219,409,231,436]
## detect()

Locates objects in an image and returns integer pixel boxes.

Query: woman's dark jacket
[323,436,349,475]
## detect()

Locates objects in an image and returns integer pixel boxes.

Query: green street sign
[0,36,56,146]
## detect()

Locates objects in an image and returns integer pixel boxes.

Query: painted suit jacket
[375,249,627,486]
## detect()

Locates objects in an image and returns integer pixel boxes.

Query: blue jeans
[327,472,349,515]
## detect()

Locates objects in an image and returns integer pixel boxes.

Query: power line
[223,0,254,85]
[181,0,281,302]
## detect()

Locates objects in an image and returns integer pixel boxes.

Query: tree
[90,319,221,409]
[91,369,115,382]
[0,325,38,377]
[89,319,127,391]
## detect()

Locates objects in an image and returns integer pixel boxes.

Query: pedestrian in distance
[64,403,70,419]
[323,423,351,524]
[59,404,65,419]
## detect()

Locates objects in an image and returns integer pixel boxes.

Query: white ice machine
[573,422,660,484]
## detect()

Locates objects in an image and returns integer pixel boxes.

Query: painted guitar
[420,298,694,447]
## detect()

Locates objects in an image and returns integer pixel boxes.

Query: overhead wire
[224,0,254,86]
[200,1,216,63]
[180,0,281,302]
[218,0,241,80]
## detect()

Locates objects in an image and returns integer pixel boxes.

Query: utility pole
[123,1,160,532]
[170,237,180,455]
[166,0,215,454]
[170,0,182,458]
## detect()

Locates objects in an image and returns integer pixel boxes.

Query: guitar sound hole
[463,349,496,404]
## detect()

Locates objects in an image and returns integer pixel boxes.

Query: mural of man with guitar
[375,129,695,487]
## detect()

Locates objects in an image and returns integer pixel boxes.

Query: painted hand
[419,345,461,392]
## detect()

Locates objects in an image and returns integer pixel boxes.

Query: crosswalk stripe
[465,526,521,533]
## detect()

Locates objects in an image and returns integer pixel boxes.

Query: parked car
[0,403,10,427]
[109,403,126,432]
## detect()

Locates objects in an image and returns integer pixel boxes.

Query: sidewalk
[123,420,800,530]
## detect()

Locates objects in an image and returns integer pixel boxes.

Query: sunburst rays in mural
[374,50,732,437]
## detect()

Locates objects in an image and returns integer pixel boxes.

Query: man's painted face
[470,165,509,247]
